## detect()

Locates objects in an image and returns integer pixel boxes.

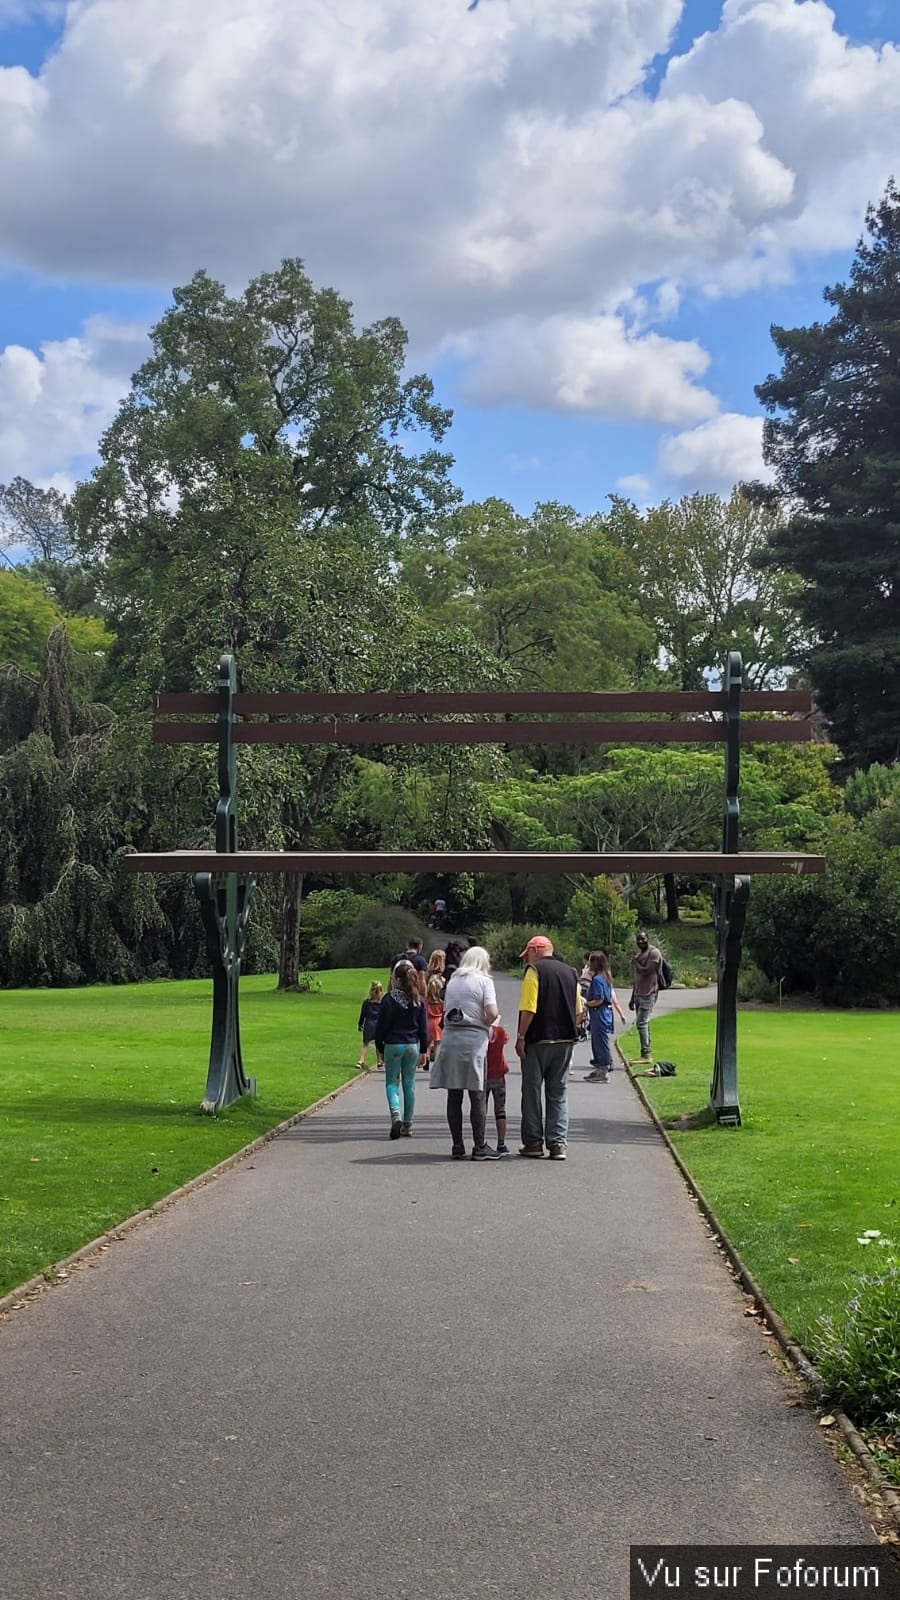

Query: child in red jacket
[425,974,445,1067]
[485,1022,510,1155]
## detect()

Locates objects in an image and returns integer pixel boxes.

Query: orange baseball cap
[518,935,554,960]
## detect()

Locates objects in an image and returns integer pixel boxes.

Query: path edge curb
[0,1068,368,1322]
[617,1040,900,1534]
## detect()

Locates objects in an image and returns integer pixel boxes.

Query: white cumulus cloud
[658,412,774,492]
[0,0,896,481]
[461,313,718,424]
[662,0,900,286]
[0,316,147,486]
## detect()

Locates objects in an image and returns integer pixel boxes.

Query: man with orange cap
[515,936,584,1160]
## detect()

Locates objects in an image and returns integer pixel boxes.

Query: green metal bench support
[710,651,748,1126]
[195,655,255,1114]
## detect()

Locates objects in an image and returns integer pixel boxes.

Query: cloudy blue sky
[0,0,898,518]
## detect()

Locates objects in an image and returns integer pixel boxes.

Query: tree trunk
[275,751,340,991]
[278,871,305,990]
[509,875,528,924]
[664,872,680,924]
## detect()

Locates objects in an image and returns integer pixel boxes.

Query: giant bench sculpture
[124,652,824,1125]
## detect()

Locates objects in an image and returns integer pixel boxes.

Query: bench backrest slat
[153,716,813,747]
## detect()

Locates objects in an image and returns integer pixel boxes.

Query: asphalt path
[0,977,878,1600]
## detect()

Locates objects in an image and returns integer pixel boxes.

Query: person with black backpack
[389,936,428,998]
[629,931,671,1061]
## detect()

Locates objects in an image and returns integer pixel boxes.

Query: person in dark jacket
[515,935,584,1160]
[374,961,429,1139]
[356,981,384,1070]
[443,938,466,982]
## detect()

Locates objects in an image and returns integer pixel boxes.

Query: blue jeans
[384,1043,418,1122]
[521,1040,574,1149]
[589,1010,612,1068]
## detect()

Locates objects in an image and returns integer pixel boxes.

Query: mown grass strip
[635,1008,900,1349]
[0,971,377,1297]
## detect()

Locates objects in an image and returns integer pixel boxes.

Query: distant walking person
[390,937,428,997]
[515,935,584,1160]
[356,980,385,1070]
[583,952,627,1082]
[374,961,428,1139]
[630,930,664,1061]
[430,946,501,1161]
[443,938,466,983]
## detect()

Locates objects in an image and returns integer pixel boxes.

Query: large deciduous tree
[69,260,462,988]
[400,498,654,692]
[71,260,458,693]
[606,490,805,690]
[756,180,900,769]
[0,478,72,565]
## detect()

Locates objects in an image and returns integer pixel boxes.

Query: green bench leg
[195,870,256,1114]
[710,874,748,1127]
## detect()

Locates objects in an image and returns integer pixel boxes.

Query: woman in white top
[430,946,501,1160]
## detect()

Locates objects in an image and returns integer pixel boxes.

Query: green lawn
[634,1008,900,1351]
[0,971,376,1298]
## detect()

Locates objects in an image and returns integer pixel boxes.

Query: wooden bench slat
[153,718,813,747]
[122,849,826,876]
[153,688,812,716]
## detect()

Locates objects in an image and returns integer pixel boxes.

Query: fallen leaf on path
[819,1415,836,1427]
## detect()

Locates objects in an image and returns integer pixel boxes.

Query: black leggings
[446,1089,486,1150]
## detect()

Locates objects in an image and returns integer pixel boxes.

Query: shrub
[480,923,581,971]
[482,924,537,970]
[299,889,375,969]
[737,960,779,1003]
[679,890,713,924]
[330,904,428,969]
[745,826,900,1004]
[816,1256,900,1429]
[564,875,637,966]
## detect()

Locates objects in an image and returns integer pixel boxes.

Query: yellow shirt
[519,965,584,1016]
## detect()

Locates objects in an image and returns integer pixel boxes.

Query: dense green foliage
[564,876,638,965]
[758,181,900,769]
[745,817,900,1004]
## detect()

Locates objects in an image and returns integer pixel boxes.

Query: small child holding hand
[485,1022,510,1154]
[425,973,445,1067]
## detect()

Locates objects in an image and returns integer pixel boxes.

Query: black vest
[529,957,579,1043]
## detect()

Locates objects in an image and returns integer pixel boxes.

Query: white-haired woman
[430,945,501,1161]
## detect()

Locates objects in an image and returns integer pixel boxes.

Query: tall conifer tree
[757,180,900,768]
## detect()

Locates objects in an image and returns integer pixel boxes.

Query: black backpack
[658,957,673,990]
